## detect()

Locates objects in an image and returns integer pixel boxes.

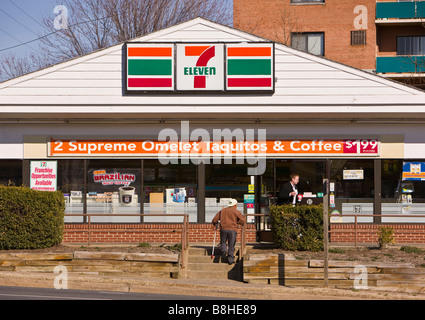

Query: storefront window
[0,160,22,186]
[144,160,197,223]
[57,160,84,222]
[275,160,292,200]
[260,160,274,212]
[205,164,252,221]
[87,160,141,223]
[331,159,374,222]
[276,160,325,206]
[382,160,425,223]
[294,160,326,197]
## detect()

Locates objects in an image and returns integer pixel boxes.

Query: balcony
[376,1,425,20]
[376,56,425,74]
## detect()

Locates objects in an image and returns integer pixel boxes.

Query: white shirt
[291,182,298,205]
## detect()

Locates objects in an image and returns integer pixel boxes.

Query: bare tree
[0,55,33,81]
[270,7,300,46]
[0,0,231,82]
[0,52,51,82]
[40,0,232,64]
[105,0,232,43]
[234,6,299,46]
[40,0,115,63]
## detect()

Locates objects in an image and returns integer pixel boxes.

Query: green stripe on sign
[227,59,272,76]
[128,59,172,76]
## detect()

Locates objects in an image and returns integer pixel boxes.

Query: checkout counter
[299,193,323,205]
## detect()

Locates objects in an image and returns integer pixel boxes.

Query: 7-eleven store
[2,18,425,245]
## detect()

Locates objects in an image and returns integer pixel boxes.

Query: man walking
[212,199,245,265]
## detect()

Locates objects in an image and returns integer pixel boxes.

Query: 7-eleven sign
[176,44,224,91]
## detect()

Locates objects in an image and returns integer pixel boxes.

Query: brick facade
[63,223,425,245]
[63,223,257,245]
[234,0,377,70]
[331,224,425,244]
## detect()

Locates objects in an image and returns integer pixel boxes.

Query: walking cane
[211,222,219,259]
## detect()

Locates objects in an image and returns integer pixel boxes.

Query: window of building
[351,30,367,45]
[397,36,425,55]
[57,160,85,219]
[382,160,425,222]
[330,159,374,221]
[205,164,251,221]
[86,160,142,223]
[0,160,22,186]
[291,32,324,56]
[144,160,198,223]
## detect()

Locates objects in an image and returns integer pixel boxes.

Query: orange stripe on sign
[228,47,272,57]
[185,46,211,56]
[128,47,172,57]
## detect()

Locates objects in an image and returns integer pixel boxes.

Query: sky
[0,0,234,62]
[0,0,57,59]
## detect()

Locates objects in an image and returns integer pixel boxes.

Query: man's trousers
[220,229,237,263]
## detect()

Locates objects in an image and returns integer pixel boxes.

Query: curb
[0,271,424,300]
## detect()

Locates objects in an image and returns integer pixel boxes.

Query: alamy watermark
[155,121,267,175]
[53,265,68,290]
[54,5,68,30]
[353,265,369,290]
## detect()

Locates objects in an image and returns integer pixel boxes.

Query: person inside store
[277,173,300,205]
[212,199,246,265]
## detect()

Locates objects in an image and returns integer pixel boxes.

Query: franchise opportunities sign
[30,161,57,192]
[125,42,275,93]
[49,139,380,157]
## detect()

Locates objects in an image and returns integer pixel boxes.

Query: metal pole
[241,219,246,261]
[355,215,358,247]
[87,214,91,246]
[83,159,87,223]
[323,178,329,287]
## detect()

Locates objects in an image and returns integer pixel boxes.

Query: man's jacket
[212,207,246,232]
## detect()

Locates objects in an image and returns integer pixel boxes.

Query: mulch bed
[247,245,425,267]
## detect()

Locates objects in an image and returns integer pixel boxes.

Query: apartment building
[234,0,425,89]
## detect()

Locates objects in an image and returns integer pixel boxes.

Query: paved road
[0,285,222,300]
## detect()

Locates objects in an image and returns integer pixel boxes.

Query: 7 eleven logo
[177,44,224,91]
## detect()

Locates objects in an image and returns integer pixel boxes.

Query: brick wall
[331,224,425,244]
[64,223,425,245]
[63,223,257,244]
[234,0,377,70]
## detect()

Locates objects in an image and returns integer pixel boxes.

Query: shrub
[269,204,324,252]
[377,226,395,249]
[400,246,422,254]
[0,186,65,249]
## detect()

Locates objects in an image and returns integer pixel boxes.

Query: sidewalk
[0,269,424,300]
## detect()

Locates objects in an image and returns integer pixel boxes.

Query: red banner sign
[49,139,379,157]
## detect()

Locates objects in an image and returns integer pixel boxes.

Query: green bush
[269,204,324,252]
[0,186,65,250]
[377,226,395,249]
